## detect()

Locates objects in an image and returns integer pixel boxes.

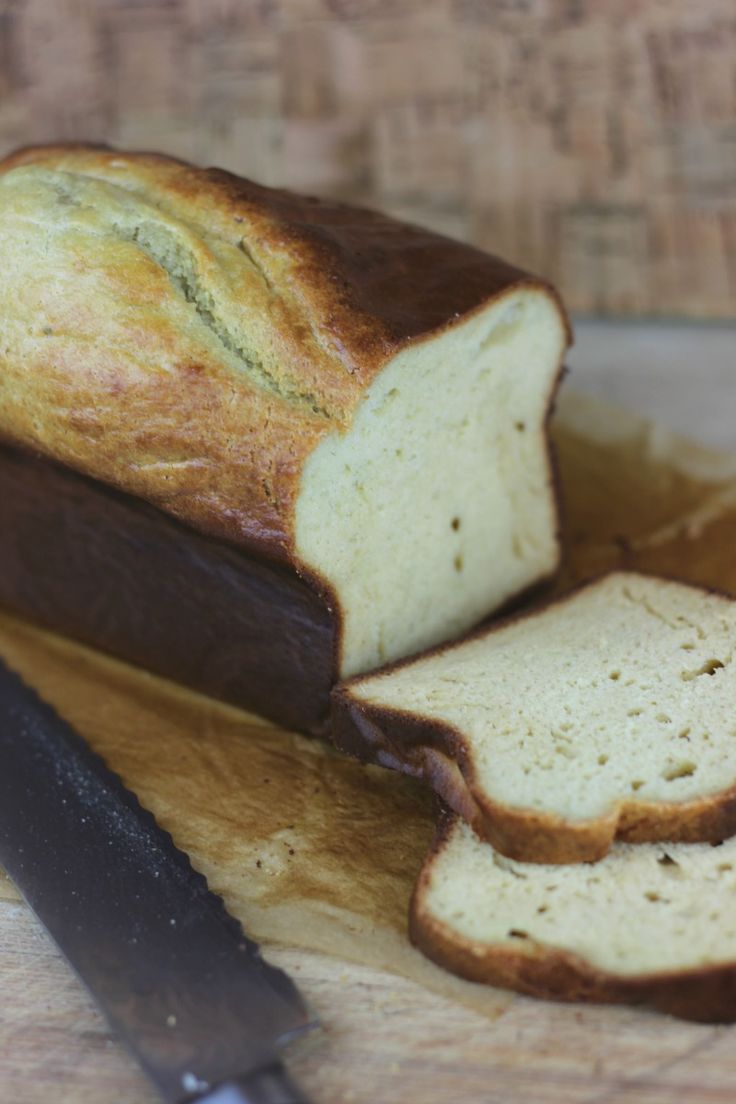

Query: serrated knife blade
[0,656,317,1103]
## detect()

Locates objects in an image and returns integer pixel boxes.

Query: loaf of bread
[0,144,569,729]
[412,813,736,1022]
[333,572,736,860]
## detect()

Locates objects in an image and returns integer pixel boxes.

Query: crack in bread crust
[42,165,338,416]
[116,220,333,418]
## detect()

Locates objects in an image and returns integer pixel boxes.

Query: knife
[0,656,317,1103]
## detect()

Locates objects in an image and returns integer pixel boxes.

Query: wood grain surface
[0,0,734,318]
[4,898,736,1104]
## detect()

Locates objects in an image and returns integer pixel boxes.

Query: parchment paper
[2,391,735,1017]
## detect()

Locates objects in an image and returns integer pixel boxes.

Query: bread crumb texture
[351,573,736,836]
[298,290,564,674]
[422,816,736,977]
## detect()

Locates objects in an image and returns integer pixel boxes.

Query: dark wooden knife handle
[198,1063,311,1104]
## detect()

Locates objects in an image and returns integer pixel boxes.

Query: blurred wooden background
[0,0,734,318]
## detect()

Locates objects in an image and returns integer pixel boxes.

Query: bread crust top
[0,143,569,563]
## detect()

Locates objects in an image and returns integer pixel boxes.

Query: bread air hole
[630,780,645,791]
[454,555,464,573]
[662,761,696,781]
[608,670,621,681]
[451,516,461,531]
[657,853,682,874]
[508,929,529,939]
[681,658,725,681]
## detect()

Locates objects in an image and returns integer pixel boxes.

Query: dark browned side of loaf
[0,443,336,733]
[409,813,736,1024]
[331,574,736,863]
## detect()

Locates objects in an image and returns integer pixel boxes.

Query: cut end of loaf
[335,572,736,862]
[297,285,567,677]
[411,814,736,1021]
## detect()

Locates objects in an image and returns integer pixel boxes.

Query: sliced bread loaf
[332,572,736,863]
[411,814,736,1021]
[0,143,568,706]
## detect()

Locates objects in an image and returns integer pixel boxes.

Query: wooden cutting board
[3,394,736,1104]
[6,891,736,1104]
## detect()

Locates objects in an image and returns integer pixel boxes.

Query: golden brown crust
[410,812,736,1022]
[332,571,736,864]
[0,142,570,566]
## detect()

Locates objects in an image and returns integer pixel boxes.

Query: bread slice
[0,144,569,691]
[411,813,736,1021]
[332,572,736,862]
